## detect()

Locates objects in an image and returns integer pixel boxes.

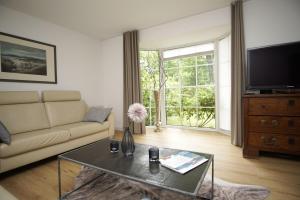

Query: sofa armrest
[107,112,115,138]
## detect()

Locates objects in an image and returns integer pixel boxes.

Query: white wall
[244,0,300,49]
[140,7,230,49]
[98,36,123,130]
[0,6,102,106]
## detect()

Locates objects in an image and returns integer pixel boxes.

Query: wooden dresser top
[243,93,300,98]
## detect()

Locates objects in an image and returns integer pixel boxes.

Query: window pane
[164,59,178,69]
[153,43,217,129]
[142,90,150,108]
[140,51,159,69]
[145,107,156,126]
[182,107,198,127]
[197,86,215,107]
[197,65,214,85]
[150,91,155,108]
[166,107,181,125]
[150,107,156,126]
[166,88,180,107]
[164,51,215,129]
[165,68,180,88]
[182,88,196,107]
[140,50,160,126]
[140,68,154,90]
[140,51,159,90]
[197,54,214,65]
[180,57,196,68]
[181,67,196,86]
[198,108,215,128]
[145,108,151,125]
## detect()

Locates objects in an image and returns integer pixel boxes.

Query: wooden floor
[0,127,299,200]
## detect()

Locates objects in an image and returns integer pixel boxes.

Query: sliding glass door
[140,38,230,132]
[164,53,215,128]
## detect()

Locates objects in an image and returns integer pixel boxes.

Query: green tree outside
[140,51,215,128]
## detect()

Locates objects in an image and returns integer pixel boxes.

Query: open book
[160,151,208,174]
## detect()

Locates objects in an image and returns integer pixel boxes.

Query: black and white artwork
[0,32,57,84]
[1,41,47,76]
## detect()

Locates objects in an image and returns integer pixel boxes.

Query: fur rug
[64,167,270,200]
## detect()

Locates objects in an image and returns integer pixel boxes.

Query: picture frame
[0,32,57,84]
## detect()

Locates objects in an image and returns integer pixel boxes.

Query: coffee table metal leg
[58,157,62,200]
[141,190,151,200]
[211,156,214,200]
[57,158,105,199]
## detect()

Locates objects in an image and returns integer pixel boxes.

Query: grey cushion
[0,121,11,144]
[83,106,112,123]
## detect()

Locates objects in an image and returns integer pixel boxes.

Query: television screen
[247,41,300,90]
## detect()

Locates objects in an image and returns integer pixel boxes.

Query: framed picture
[0,32,57,84]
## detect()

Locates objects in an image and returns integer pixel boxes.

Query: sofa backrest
[0,91,50,134]
[42,91,87,127]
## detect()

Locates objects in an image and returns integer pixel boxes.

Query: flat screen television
[247,41,300,90]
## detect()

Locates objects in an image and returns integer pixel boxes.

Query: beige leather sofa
[0,91,114,173]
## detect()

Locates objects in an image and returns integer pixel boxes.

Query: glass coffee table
[58,139,214,199]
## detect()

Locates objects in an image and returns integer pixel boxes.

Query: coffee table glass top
[59,139,213,197]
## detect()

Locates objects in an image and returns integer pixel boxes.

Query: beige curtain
[123,30,145,134]
[231,0,245,146]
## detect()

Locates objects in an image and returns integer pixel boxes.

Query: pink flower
[128,103,148,123]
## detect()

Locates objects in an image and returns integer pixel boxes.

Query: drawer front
[248,98,285,115]
[248,98,300,116]
[248,116,300,135]
[248,133,300,153]
[285,98,300,115]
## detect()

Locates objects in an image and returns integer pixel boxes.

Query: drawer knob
[271,120,278,127]
[261,105,266,109]
[288,99,295,106]
[260,119,267,125]
[261,136,277,146]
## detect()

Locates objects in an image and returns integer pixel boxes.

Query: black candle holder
[149,147,159,162]
[110,141,119,153]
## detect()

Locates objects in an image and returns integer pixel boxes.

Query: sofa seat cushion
[54,122,109,140]
[0,129,70,158]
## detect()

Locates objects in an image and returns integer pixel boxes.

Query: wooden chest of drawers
[243,94,300,158]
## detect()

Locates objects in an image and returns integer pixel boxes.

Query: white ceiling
[0,0,232,41]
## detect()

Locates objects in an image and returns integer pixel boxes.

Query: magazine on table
[160,151,208,174]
